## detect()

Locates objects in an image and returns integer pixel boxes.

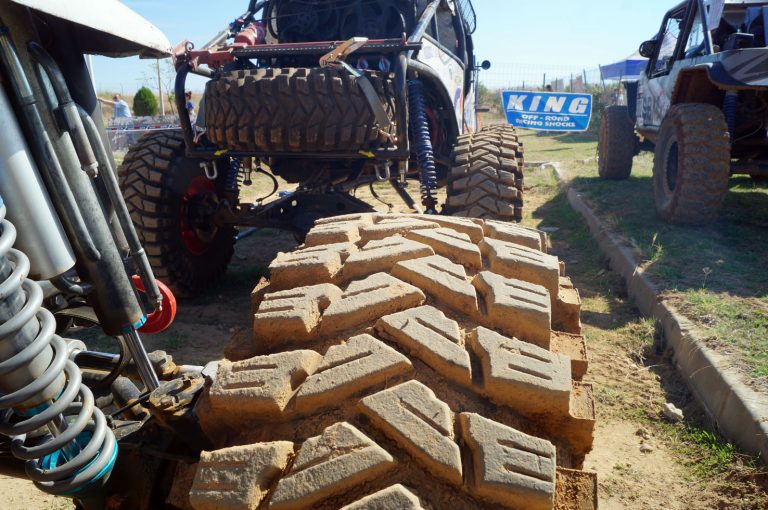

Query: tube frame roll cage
[173,0,468,163]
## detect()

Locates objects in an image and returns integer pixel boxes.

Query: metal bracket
[375,162,391,181]
[201,161,218,180]
[320,37,369,68]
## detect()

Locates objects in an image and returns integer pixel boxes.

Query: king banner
[501,90,593,132]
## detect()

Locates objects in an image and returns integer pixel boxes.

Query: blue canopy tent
[599,51,648,81]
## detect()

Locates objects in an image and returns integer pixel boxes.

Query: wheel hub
[180,176,219,255]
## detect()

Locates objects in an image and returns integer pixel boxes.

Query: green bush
[477,83,502,112]
[133,87,158,116]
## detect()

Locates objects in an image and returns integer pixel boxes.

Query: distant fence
[106,115,180,151]
[480,63,618,93]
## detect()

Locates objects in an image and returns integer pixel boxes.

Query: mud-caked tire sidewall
[652,104,731,225]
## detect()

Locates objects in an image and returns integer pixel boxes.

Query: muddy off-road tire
[179,214,597,510]
[203,67,396,153]
[653,104,731,224]
[445,125,525,221]
[598,105,635,180]
[118,131,235,298]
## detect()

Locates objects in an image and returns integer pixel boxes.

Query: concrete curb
[550,164,768,462]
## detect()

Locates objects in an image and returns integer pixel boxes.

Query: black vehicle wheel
[652,104,731,225]
[118,131,236,298]
[598,105,635,180]
[203,67,396,153]
[444,125,525,221]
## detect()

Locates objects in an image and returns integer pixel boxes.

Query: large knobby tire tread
[204,67,396,153]
[597,105,635,180]
[445,125,525,222]
[118,131,235,298]
[653,103,731,225]
[186,214,595,510]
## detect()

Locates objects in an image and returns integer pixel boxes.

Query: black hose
[50,274,92,296]
[27,42,163,311]
[76,106,163,310]
[28,43,99,179]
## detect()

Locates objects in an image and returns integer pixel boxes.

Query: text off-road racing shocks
[0,201,117,496]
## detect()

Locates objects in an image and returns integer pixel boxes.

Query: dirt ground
[2,136,767,509]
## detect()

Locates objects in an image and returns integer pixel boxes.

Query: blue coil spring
[226,157,241,193]
[408,79,438,212]
[0,202,116,496]
[724,91,738,138]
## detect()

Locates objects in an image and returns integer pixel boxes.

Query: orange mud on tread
[181,213,596,510]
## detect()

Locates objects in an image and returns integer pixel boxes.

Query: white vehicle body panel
[416,37,467,133]
[9,0,171,58]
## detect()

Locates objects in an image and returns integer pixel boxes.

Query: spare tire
[203,67,396,153]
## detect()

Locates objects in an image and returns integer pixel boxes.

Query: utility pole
[156,59,165,115]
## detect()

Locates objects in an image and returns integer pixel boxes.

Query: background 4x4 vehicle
[598,0,768,224]
[119,0,526,296]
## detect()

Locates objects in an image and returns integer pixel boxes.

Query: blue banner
[501,91,593,132]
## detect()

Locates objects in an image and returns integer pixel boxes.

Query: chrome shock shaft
[0,201,117,496]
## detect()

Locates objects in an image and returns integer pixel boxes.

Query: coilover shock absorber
[0,199,117,496]
[408,79,439,213]
[226,157,242,194]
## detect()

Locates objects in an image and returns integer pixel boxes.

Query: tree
[133,86,159,116]
[477,83,502,114]
[139,59,178,115]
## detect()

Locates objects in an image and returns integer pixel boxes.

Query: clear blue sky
[93,0,675,93]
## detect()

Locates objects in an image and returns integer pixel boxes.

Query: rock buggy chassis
[166,0,483,233]
[117,0,528,297]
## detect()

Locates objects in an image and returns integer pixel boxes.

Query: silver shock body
[0,85,76,281]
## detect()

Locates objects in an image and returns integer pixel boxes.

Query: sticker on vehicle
[501,91,593,132]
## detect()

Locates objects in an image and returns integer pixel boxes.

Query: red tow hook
[132,275,177,334]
